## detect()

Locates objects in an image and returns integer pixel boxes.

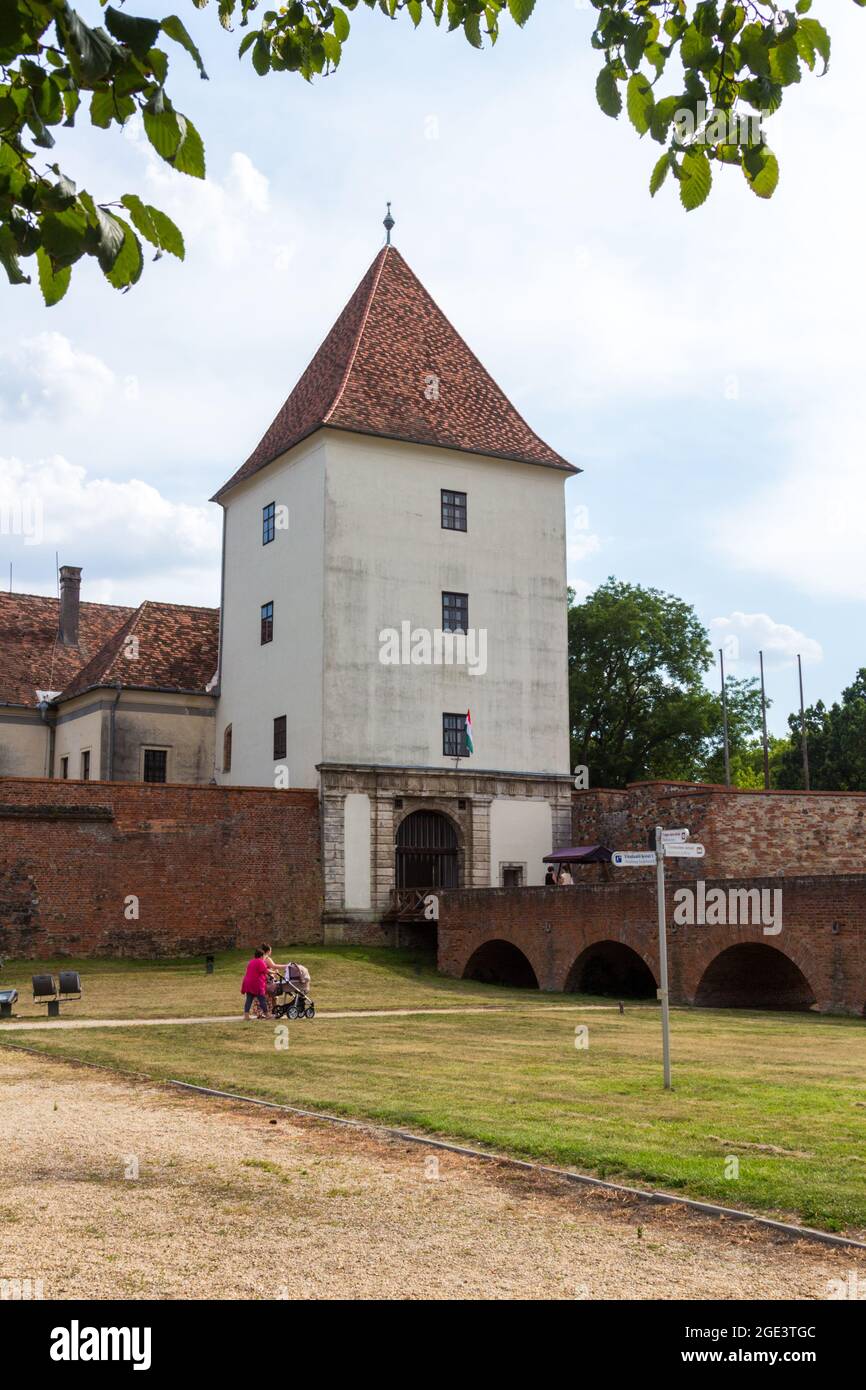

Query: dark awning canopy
[543,845,613,864]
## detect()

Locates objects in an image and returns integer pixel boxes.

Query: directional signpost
[611,825,706,1090]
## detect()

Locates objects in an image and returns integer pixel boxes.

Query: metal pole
[798,653,810,792]
[655,825,672,1090]
[719,647,731,787]
[759,650,770,790]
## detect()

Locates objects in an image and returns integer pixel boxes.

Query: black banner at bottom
[0,1297,859,1375]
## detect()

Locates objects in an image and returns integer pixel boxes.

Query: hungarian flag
[465,710,474,755]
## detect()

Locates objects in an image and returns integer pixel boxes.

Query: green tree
[777,668,866,790]
[705,731,788,788]
[568,577,762,786]
[697,674,768,785]
[2,0,864,305]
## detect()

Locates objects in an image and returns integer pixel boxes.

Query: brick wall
[437,875,866,1015]
[572,782,866,880]
[0,777,322,958]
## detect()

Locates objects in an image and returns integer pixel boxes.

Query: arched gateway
[395,810,459,890]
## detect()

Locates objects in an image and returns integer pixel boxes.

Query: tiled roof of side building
[213,245,576,499]
[58,601,220,701]
[0,593,219,707]
[0,592,136,707]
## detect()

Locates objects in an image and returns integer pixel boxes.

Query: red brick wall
[0,778,322,958]
[572,782,866,881]
[437,875,866,1015]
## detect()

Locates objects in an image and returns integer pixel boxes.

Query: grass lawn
[2,948,864,1235]
[0,945,587,1020]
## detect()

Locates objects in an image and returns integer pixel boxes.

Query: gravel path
[0,1048,858,1301]
[0,1004,624,1031]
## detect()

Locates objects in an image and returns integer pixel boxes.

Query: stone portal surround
[319,763,572,924]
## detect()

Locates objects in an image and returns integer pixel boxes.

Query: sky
[2,1,864,735]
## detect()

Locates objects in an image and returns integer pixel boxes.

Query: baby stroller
[271,962,315,1020]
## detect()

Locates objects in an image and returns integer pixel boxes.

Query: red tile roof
[0,592,218,708]
[214,245,576,498]
[59,601,219,701]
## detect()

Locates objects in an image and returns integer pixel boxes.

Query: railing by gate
[383,888,436,923]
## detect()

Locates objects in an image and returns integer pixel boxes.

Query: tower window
[273,715,287,760]
[441,489,467,531]
[263,502,276,545]
[223,724,232,774]
[442,591,468,633]
[443,713,468,758]
[261,601,274,644]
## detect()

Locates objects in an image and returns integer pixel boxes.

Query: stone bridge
[437,874,866,1015]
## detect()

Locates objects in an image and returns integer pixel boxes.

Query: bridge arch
[462,939,539,989]
[694,943,817,1010]
[565,940,657,999]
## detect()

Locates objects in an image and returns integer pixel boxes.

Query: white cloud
[0,333,115,421]
[226,152,270,214]
[0,455,221,605]
[709,612,823,671]
[710,410,866,602]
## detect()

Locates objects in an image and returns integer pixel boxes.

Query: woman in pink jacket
[241,949,269,1021]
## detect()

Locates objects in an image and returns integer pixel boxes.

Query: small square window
[441,489,467,531]
[143,748,168,783]
[443,712,468,758]
[263,502,276,545]
[261,601,273,644]
[273,715,287,761]
[442,591,468,633]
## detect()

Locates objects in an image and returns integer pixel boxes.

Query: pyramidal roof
[213,245,575,499]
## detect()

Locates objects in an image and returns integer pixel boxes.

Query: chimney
[58,566,82,646]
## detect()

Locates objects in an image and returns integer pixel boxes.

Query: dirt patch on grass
[0,1048,858,1301]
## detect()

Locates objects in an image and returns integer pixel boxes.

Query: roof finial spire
[383,201,395,246]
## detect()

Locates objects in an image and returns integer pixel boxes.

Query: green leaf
[121,194,185,258]
[91,204,127,272]
[0,223,29,285]
[626,72,654,136]
[143,106,183,161]
[742,145,779,199]
[333,7,351,41]
[596,64,622,119]
[464,12,482,48]
[769,37,801,87]
[172,115,206,177]
[36,245,71,305]
[507,0,535,26]
[106,217,144,289]
[322,31,342,64]
[680,23,713,67]
[649,152,670,197]
[41,205,89,266]
[797,17,830,73]
[679,148,712,210]
[90,88,136,128]
[252,34,271,74]
[58,10,119,81]
[104,7,161,59]
[161,16,210,79]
